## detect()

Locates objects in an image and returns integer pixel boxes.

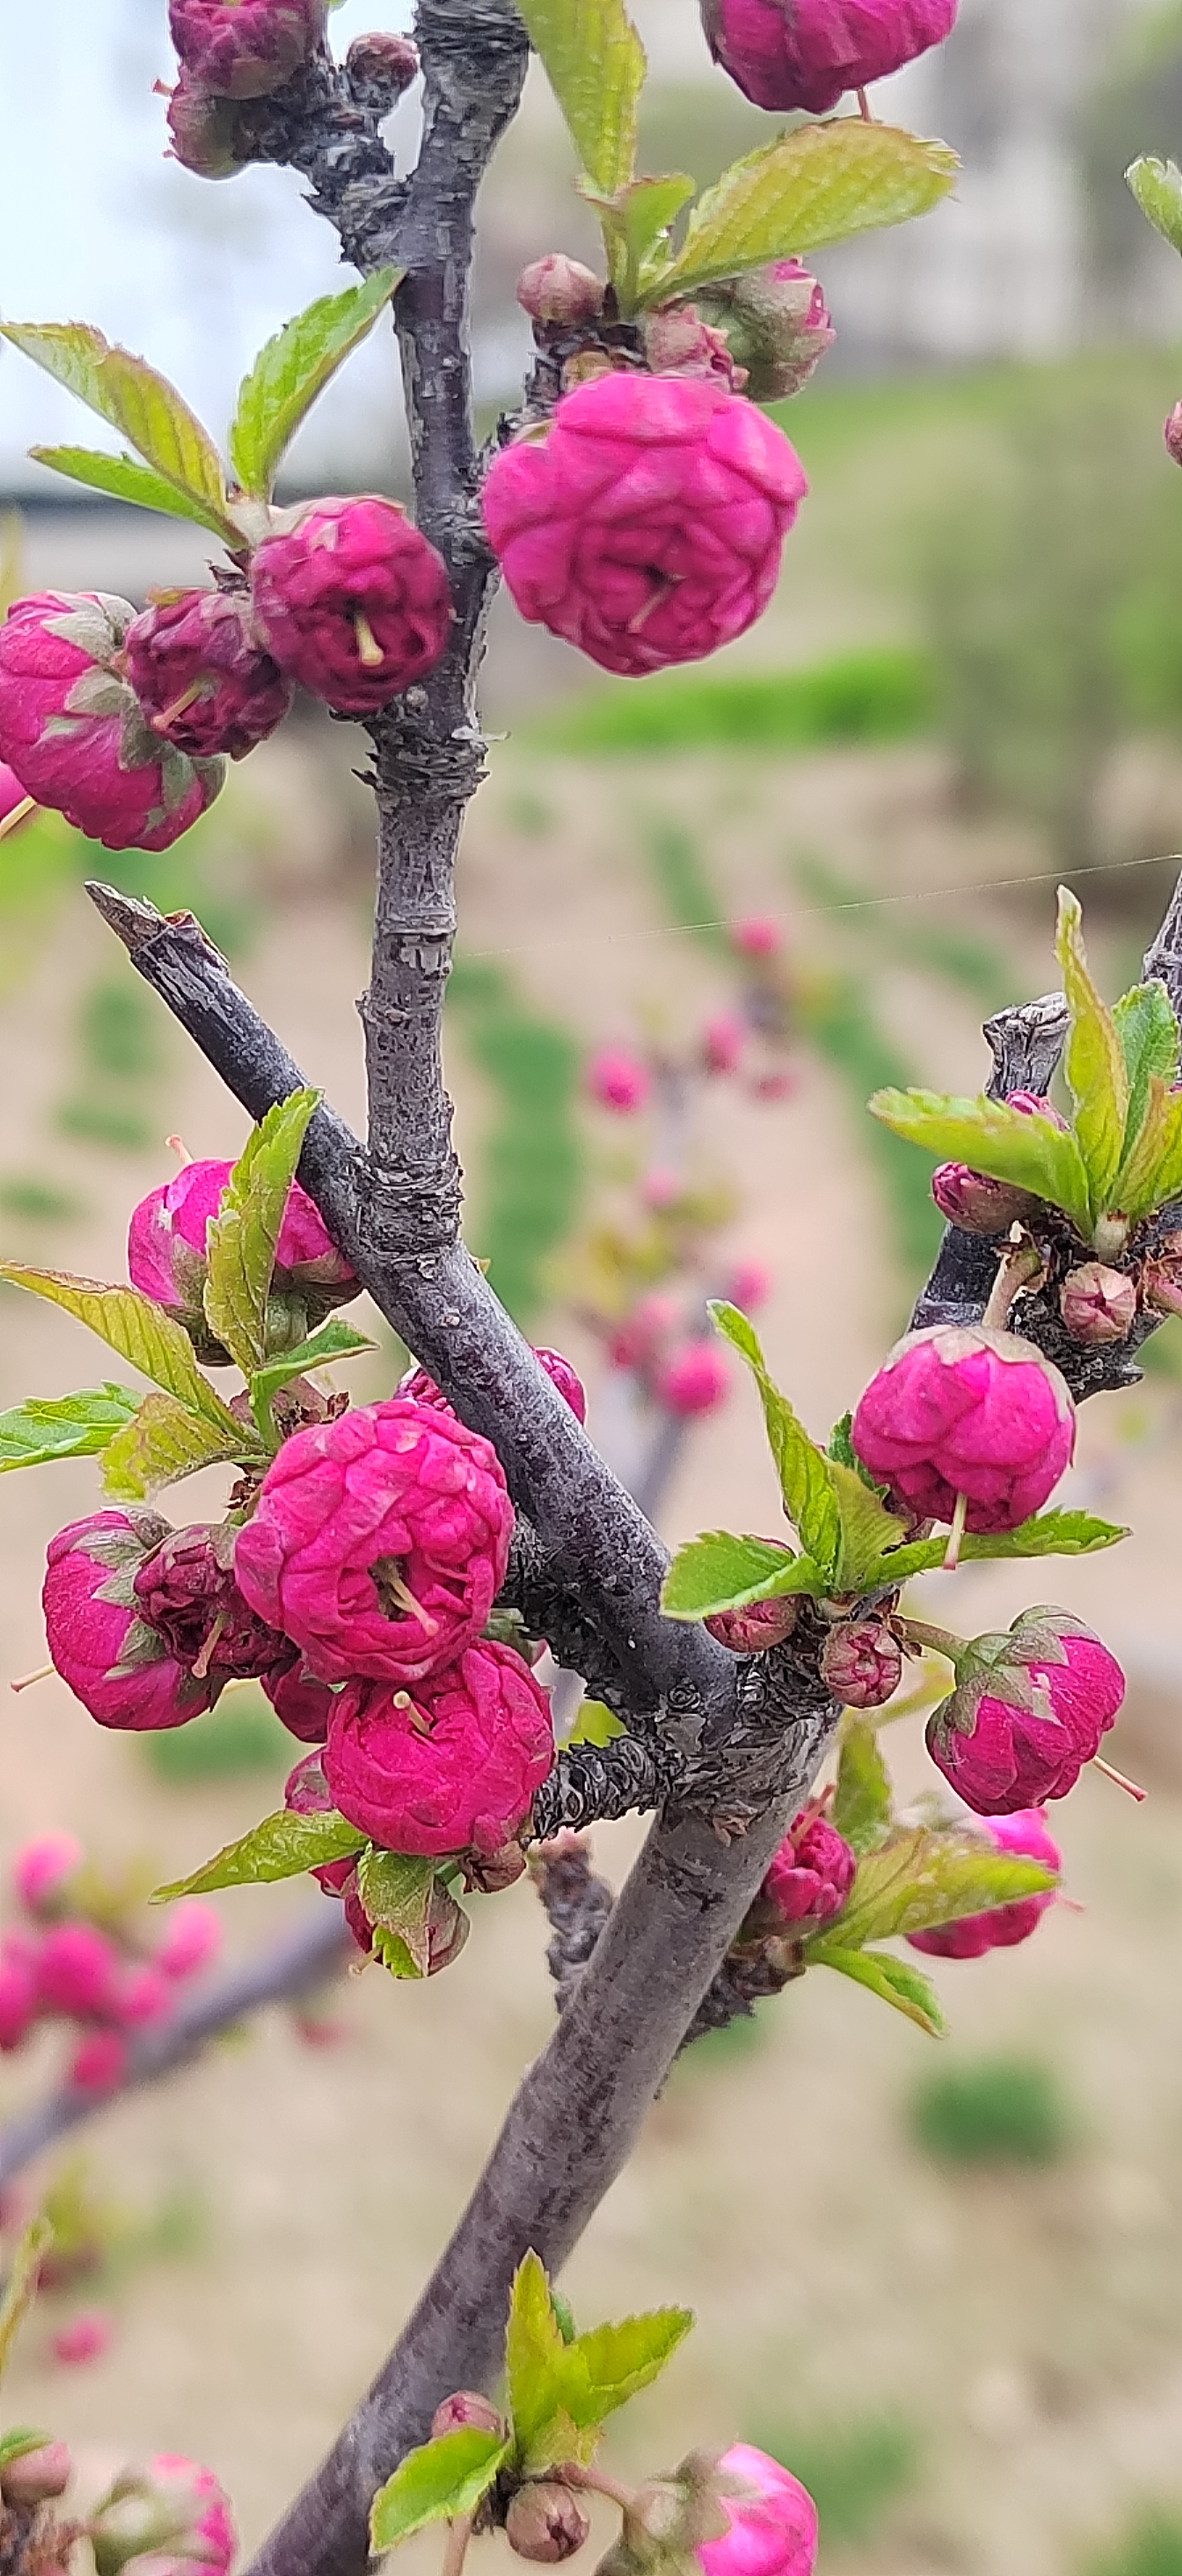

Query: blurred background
[7,4,1182,2573]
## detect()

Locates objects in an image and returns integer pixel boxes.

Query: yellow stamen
[10,1663,54,1694]
[0,796,36,845]
[353,612,385,669]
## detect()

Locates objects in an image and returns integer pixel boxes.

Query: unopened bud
[345,31,419,98]
[820,1619,902,1710]
[463,1839,527,1894]
[505,2484,590,2563]
[1059,1261,1136,1346]
[430,2392,502,2441]
[164,72,252,179]
[640,306,744,389]
[516,257,605,327]
[1,2444,73,2506]
[931,1161,1039,1237]
[706,1591,800,1655]
[1092,1212,1131,1264]
[1166,401,1182,468]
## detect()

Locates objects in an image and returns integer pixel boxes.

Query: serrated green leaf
[827,1411,883,1488]
[0,1268,241,1440]
[99,1391,248,1500]
[354,1850,437,1980]
[0,2220,53,2380]
[1055,887,1127,1220]
[1109,1074,1182,1222]
[202,1089,321,1376]
[370,2429,510,2554]
[1127,154,1182,255]
[560,2307,693,2426]
[228,272,402,499]
[830,1716,894,1855]
[28,444,239,540]
[856,1508,1129,1592]
[0,1383,139,1473]
[709,1303,840,1578]
[581,172,694,309]
[807,1942,944,2037]
[638,121,958,307]
[828,1458,909,1593]
[0,324,235,536]
[659,1529,817,1621]
[567,1699,626,1747]
[514,0,644,195]
[1112,981,1178,1159]
[867,1089,1092,1238]
[153,1806,363,1900]
[824,1826,1056,1950]
[505,2252,569,2459]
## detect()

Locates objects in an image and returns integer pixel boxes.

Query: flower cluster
[0,2443,236,2576]
[127,1149,358,1355]
[0,1836,220,2092]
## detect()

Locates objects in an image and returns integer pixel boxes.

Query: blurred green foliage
[1087,2507,1182,2576]
[640,816,730,948]
[532,647,934,757]
[909,2054,1076,2168]
[447,958,584,1328]
[142,1687,293,1782]
[755,2417,918,2553]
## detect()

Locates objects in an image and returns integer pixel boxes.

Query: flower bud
[250,496,451,714]
[697,2445,817,2576]
[731,915,781,958]
[1059,1261,1136,1347]
[125,590,293,763]
[69,2031,129,2093]
[588,1047,649,1113]
[851,1324,1074,1534]
[705,1591,800,1655]
[431,2393,501,2439]
[640,306,745,389]
[656,1343,730,1416]
[0,593,223,853]
[37,1923,123,2020]
[90,2457,235,2576]
[169,0,327,99]
[0,2444,73,2507]
[820,1620,902,1710]
[154,1900,222,1983]
[52,2310,111,2367]
[345,30,419,100]
[516,257,605,327]
[13,1833,82,1918]
[1007,1088,1069,1129]
[761,1811,854,1933]
[703,1012,745,1076]
[930,1163,1040,1237]
[506,2484,590,2563]
[164,74,253,177]
[908,1807,1060,1959]
[695,262,835,402]
[700,0,956,115]
[1166,402,1182,468]
[926,1609,1125,1814]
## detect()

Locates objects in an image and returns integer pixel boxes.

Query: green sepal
[0,1384,139,1473]
[369,2429,510,2554]
[202,1089,321,1376]
[830,1716,894,1856]
[867,1089,1092,1239]
[807,1942,945,2038]
[153,1806,364,1900]
[228,272,402,499]
[636,121,958,307]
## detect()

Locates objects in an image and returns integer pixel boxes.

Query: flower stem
[981,1239,1043,1332]
[896,1620,964,1665]
[562,2467,637,2513]
[441,2515,474,2576]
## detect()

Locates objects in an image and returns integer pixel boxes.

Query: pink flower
[127,1155,356,1320]
[91,2455,236,2576]
[125,591,293,762]
[607,1293,678,1370]
[656,1342,730,1415]
[700,0,957,113]
[704,1013,745,1076]
[482,373,807,678]
[69,2031,129,2092]
[36,1922,123,2019]
[133,1523,292,1683]
[0,1935,40,2051]
[820,1618,902,1709]
[234,1399,514,1686]
[706,1591,800,1654]
[0,594,224,852]
[323,1641,554,1857]
[170,0,326,96]
[909,1809,1061,1958]
[113,1964,174,2028]
[13,1832,82,1917]
[761,1812,855,1933]
[250,498,451,714]
[154,1901,222,1983]
[52,2310,112,2367]
[697,2445,817,2576]
[927,1619,1125,1815]
[0,763,34,834]
[588,1048,650,1113]
[43,1512,219,1732]
[263,1658,334,1743]
[850,1324,1074,1532]
[731,915,781,957]
[399,1345,586,1426]
[724,1260,771,1312]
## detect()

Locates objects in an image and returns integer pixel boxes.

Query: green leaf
[828,1459,909,1594]
[99,1391,249,1500]
[855,1507,1129,1592]
[1055,887,1127,1221]
[826,1411,883,1488]
[559,2307,693,2426]
[228,272,402,499]
[153,1805,363,1900]
[1109,1076,1182,1222]
[581,173,694,310]
[1112,980,1178,1160]
[567,1699,626,1747]
[249,1318,375,1437]
[824,1826,1056,1950]
[0,2220,53,2379]
[830,1716,894,1856]
[370,2429,510,2554]
[638,121,958,307]
[709,1304,840,1578]
[513,0,644,195]
[807,1943,945,2038]
[505,2252,569,2459]
[28,444,240,540]
[1127,154,1182,255]
[0,1383,139,1473]
[0,1268,241,1440]
[354,1850,437,1980]
[867,1089,1092,1239]
[660,1529,819,1621]
[202,1089,321,1376]
[0,323,235,538]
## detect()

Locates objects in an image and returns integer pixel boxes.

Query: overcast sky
[0,0,420,491]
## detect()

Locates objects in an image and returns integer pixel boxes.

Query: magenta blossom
[657,1343,730,1415]
[700,0,957,113]
[233,1397,514,1686]
[170,0,327,96]
[761,1811,854,1934]
[250,497,451,715]
[0,593,224,852]
[43,1512,220,1733]
[92,2455,236,2576]
[0,1936,39,2052]
[850,1323,1074,1533]
[323,1641,554,1858]
[125,590,294,762]
[154,1901,222,1983]
[588,1048,650,1113]
[127,1153,356,1327]
[0,763,34,834]
[69,2032,129,2093]
[133,1522,291,1684]
[909,1809,1061,1958]
[482,372,807,678]
[263,1657,335,1743]
[698,2445,817,2576]
[36,1922,123,2021]
[927,1615,1125,1815]
[399,1344,586,1426]
[13,1832,82,1917]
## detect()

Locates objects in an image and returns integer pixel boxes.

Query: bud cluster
[0,1835,220,2090]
